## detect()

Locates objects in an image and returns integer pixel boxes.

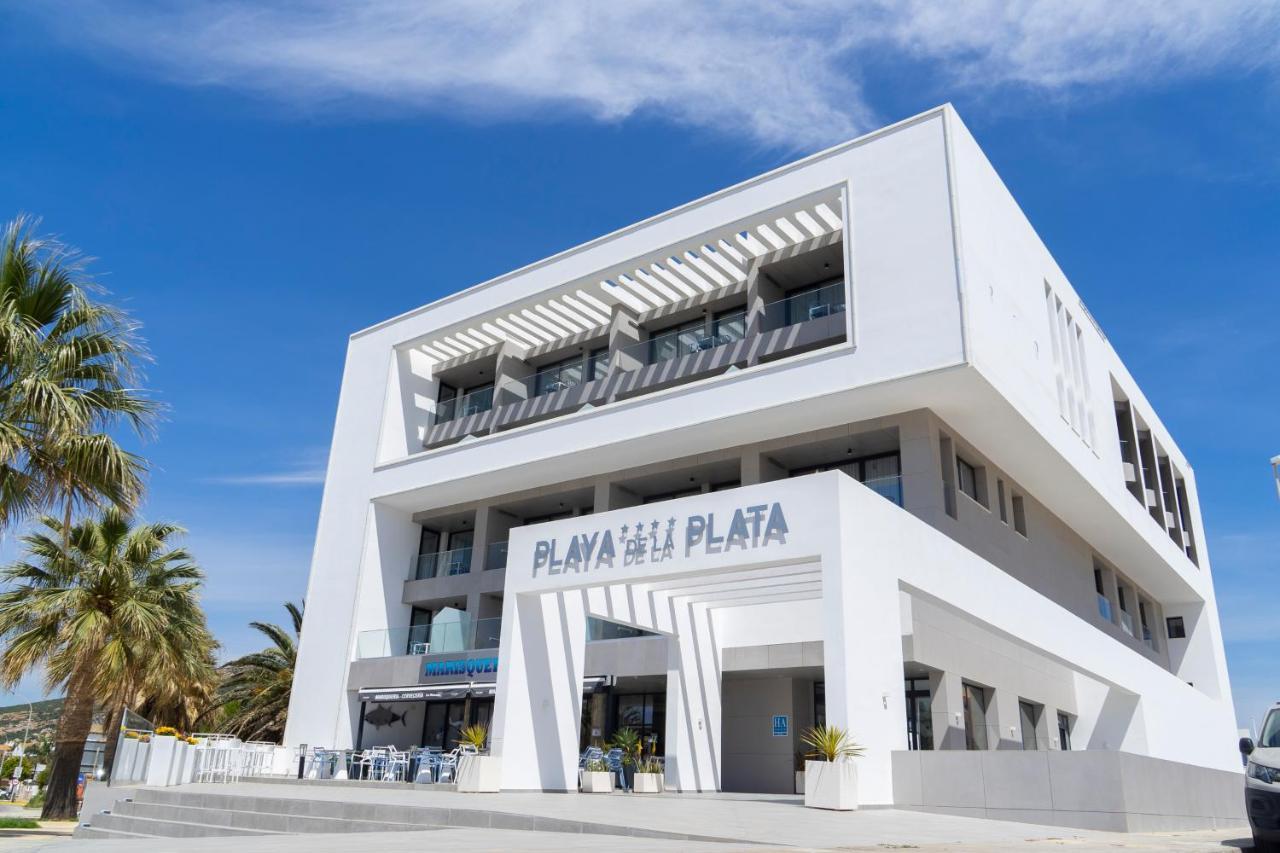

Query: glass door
[904,677,933,750]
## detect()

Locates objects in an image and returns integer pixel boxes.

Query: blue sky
[0,3,1276,728]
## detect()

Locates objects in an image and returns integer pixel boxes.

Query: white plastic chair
[384,747,410,782]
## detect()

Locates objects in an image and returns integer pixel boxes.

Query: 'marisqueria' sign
[531,502,789,578]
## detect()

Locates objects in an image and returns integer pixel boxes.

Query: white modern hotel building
[286,106,1242,829]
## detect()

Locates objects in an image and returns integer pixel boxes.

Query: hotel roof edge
[349,103,955,342]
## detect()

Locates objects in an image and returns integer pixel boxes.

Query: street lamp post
[1272,455,1280,502]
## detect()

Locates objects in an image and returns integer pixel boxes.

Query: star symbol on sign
[650,519,660,532]
[667,517,677,528]
[619,524,629,537]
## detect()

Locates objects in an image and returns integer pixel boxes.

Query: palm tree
[0,216,156,531]
[100,607,220,778]
[0,510,210,820]
[216,602,303,743]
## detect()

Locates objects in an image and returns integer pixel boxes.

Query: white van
[1242,702,1280,852]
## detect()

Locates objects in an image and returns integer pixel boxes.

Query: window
[1138,600,1156,650]
[956,457,981,504]
[996,479,1008,524]
[1116,585,1134,637]
[407,608,432,655]
[783,278,845,326]
[439,382,493,420]
[1018,701,1041,751]
[587,347,609,381]
[533,354,586,397]
[1093,567,1113,622]
[1260,709,1280,749]
[712,307,747,343]
[524,510,574,525]
[612,693,665,755]
[962,683,989,750]
[790,452,902,506]
[905,677,933,751]
[642,487,700,504]
[444,530,474,576]
[588,618,652,641]
[1011,494,1028,536]
[1057,712,1072,751]
[1166,616,1186,639]
[647,318,705,364]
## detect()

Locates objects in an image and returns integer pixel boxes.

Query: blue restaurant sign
[423,656,499,679]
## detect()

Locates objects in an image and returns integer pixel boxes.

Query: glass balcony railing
[1096,594,1113,623]
[761,281,846,331]
[502,356,609,400]
[486,540,508,571]
[1119,610,1135,637]
[435,386,494,425]
[355,616,503,660]
[411,546,473,580]
[862,475,903,506]
[616,323,747,371]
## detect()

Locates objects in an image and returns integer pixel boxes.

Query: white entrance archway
[490,472,908,802]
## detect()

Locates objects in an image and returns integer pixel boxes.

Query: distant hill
[0,698,63,745]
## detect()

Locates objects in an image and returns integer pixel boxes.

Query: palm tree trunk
[100,699,125,782]
[41,660,96,820]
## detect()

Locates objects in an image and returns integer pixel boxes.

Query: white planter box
[795,770,805,794]
[168,742,191,785]
[455,754,502,792]
[146,736,179,787]
[804,760,858,811]
[580,770,614,793]
[179,742,199,784]
[130,740,150,782]
[633,772,663,793]
[115,739,137,782]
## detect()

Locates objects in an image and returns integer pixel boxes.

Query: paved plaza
[12,780,1255,852]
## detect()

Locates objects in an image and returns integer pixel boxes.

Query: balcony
[411,546,473,581]
[355,616,502,660]
[434,386,494,425]
[420,282,848,448]
[863,474,903,506]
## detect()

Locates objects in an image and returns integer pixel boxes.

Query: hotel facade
[285,106,1241,824]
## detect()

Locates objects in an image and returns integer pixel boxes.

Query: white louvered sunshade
[417,189,844,366]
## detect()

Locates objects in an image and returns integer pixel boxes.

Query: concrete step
[88,810,285,838]
[111,778,747,840]
[112,798,434,834]
[73,825,157,840]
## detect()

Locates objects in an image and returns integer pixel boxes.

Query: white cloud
[32,1,1280,148]
[203,446,328,486]
[206,470,326,486]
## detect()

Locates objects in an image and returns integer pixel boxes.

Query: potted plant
[800,724,863,811]
[454,724,502,792]
[146,727,182,787]
[610,727,641,791]
[580,758,614,793]
[633,754,664,793]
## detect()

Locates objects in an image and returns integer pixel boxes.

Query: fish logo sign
[363,704,408,729]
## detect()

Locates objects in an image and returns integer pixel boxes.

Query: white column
[823,483,909,804]
[664,601,722,792]
[492,589,587,791]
